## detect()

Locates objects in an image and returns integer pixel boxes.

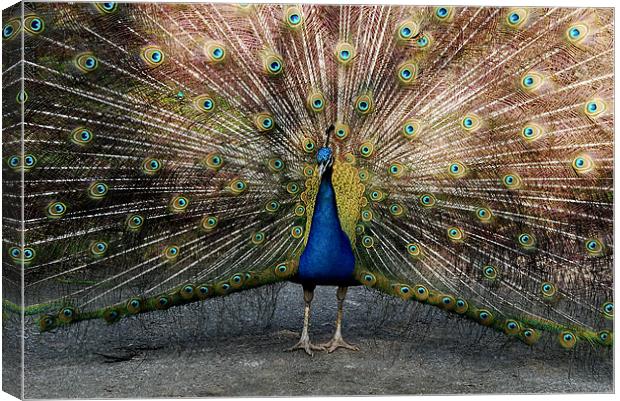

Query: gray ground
[5,283,614,398]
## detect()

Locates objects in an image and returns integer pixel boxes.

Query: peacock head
[317,146,333,177]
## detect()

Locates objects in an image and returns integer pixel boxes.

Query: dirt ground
[3,283,614,398]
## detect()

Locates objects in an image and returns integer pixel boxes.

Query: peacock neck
[296,168,357,286]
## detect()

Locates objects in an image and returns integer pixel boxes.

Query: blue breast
[297,169,356,286]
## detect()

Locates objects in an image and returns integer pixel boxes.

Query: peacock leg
[287,285,325,356]
[321,286,360,353]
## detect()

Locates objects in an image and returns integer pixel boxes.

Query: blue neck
[297,169,356,286]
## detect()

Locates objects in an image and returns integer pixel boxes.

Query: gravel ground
[3,282,614,398]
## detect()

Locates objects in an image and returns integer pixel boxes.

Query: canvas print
[1,2,614,398]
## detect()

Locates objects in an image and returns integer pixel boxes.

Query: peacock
[2,2,614,361]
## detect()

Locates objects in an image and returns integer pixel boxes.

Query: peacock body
[1,1,614,368]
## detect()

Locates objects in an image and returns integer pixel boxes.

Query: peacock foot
[287,337,326,356]
[320,335,360,353]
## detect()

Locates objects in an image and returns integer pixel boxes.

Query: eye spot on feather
[389,203,405,217]
[88,181,109,199]
[602,302,613,319]
[71,127,94,145]
[414,285,429,301]
[3,19,20,40]
[179,284,196,300]
[354,94,374,115]
[477,309,494,326]
[460,114,481,132]
[294,203,306,217]
[126,214,144,231]
[584,238,604,256]
[251,231,266,245]
[540,282,557,300]
[355,224,365,236]
[254,112,275,132]
[164,245,180,260]
[440,295,456,310]
[229,178,248,195]
[47,201,67,219]
[519,72,544,92]
[566,23,589,45]
[482,265,498,281]
[406,242,422,258]
[597,330,613,346]
[291,225,304,239]
[39,315,56,331]
[419,193,436,208]
[16,90,27,104]
[558,331,577,349]
[24,15,44,35]
[455,299,468,314]
[502,173,522,189]
[204,41,227,63]
[475,207,493,223]
[506,8,528,28]
[274,262,293,278]
[170,195,189,213]
[572,154,594,174]
[583,98,606,118]
[416,33,432,50]
[396,61,418,85]
[103,308,120,323]
[90,241,108,257]
[155,295,171,310]
[434,6,454,21]
[196,285,211,300]
[75,53,99,73]
[265,199,280,213]
[521,123,543,142]
[335,42,356,65]
[361,272,376,287]
[362,235,374,248]
[388,162,405,178]
[302,164,315,177]
[518,233,536,249]
[58,306,77,323]
[204,153,224,171]
[396,19,419,42]
[359,142,374,158]
[402,119,420,140]
[302,137,316,153]
[307,91,326,112]
[397,285,412,300]
[368,189,385,202]
[360,209,373,222]
[447,226,464,242]
[95,2,118,13]
[142,158,162,175]
[358,168,370,182]
[448,161,466,178]
[141,46,165,66]
[286,182,301,195]
[262,52,284,76]
[201,216,218,231]
[334,123,350,140]
[127,298,142,314]
[504,320,521,335]
[284,6,304,29]
[264,158,285,174]
[194,95,216,113]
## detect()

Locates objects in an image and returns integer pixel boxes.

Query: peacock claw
[287,339,326,356]
[320,336,360,353]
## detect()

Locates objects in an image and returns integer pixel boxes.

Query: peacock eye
[483,265,498,280]
[359,142,374,158]
[24,15,44,34]
[396,19,418,41]
[584,98,606,118]
[170,195,189,213]
[397,61,417,85]
[91,241,108,256]
[434,6,453,21]
[126,214,144,230]
[88,182,109,199]
[460,114,481,132]
[286,182,301,195]
[265,200,280,213]
[8,156,20,168]
[407,243,421,257]
[263,53,284,76]
[307,91,326,113]
[354,94,373,115]
[204,41,227,63]
[291,226,304,239]
[10,247,21,258]
[448,161,466,178]
[75,53,99,73]
[96,2,118,13]
[447,226,464,241]
[71,127,94,145]
[506,9,528,28]
[502,173,522,189]
[2,20,20,40]
[402,119,421,140]
[518,233,536,248]
[602,302,613,318]
[362,235,374,248]
[284,6,303,29]
[141,46,165,66]
[519,72,544,91]
[47,201,67,219]
[540,282,556,298]
[201,215,218,231]
[251,231,266,244]
[566,23,589,44]
[419,193,436,207]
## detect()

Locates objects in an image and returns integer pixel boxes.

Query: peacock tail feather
[2,3,613,351]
